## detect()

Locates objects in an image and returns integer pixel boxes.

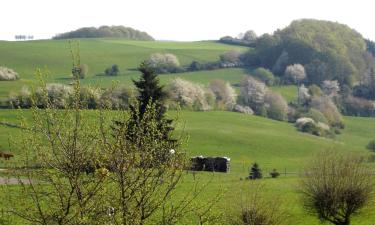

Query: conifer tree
[249,163,262,179]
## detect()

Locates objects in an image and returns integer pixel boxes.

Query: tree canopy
[245,19,375,87]
[53,25,154,40]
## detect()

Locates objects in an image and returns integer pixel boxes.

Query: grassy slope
[0,39,246,99]
[1,110,375,224]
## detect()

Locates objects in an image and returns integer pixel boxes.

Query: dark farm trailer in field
[190,156,230,173]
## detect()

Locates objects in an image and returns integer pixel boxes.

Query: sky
[1,0,374,41]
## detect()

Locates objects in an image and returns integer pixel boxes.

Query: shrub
[284,64,306,84]
[269,169,280,178]
[72,64,88,79]
[298,84,311,105]
[264,91,288,121]
[168,78,211,111]
[300,151,374,225]
[234,105,254,115]
[80,86,102,109]
[147,53,180,73]
[249,163,262,179]
[322,80,340,96]
[101,85,134,109]
[310,96,344,127]
[302,108,328,124]
[341,96,375,117]
[308,84,323,97]
[105,64,119,76]
[367,140,375,151]
[238,183,287,225]
[239,76,267,115]
[220,50,242,64]
[253,68,276,86]
[209,79,237,110]
[189,61,204,71]
[0,66,20,81]
[295,117,330,136]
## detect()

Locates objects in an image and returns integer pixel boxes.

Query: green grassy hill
[0,39,247,99]
[1,110,375,224]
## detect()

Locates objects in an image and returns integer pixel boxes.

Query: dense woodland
[53,25,154,40]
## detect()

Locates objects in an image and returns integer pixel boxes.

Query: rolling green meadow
[1,39,375,224]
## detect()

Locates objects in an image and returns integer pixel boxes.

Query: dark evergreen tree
[113,61,176,161]
[249,163,262,179]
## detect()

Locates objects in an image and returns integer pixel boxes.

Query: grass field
[1,109,375,224]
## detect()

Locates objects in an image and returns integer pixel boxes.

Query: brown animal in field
[0,151,14,160]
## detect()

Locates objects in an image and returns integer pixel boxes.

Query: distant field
[0,39,247,99]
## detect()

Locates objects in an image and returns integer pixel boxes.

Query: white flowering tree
[239,76,267,113]
[322,80,340,97]
[284,64,306,84]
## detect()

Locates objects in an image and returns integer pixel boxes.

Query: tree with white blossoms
[239,76,267,114]
[168,78,211,111]
[209,79,237,110]
[147,53,180,73]
[0,66,20,81]
[322,80,340,97]
[298,84,311,105]
[284,64,306,84]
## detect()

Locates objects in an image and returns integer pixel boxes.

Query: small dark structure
[190,156,230,173]
[0,152,14,160]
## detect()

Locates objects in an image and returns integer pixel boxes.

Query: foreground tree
[125,61,175,146]
[300,151,374,225]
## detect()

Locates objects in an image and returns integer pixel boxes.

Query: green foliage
[244,19,374,87]
[253,67,276,86]
[367,140,375,151]
[72,64,88,79]
[302,108,328,124]
[270,169,280,178]
[308,84,323,97]
[104,64,119,76]
[53,25,154,40]
[249,163,262,179]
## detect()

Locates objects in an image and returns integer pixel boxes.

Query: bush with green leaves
[295,117,330,136]
[269,169,280,178]
[253,67,276,86]
[0,66,20,81]
[72,64,88,79]
[310,96,344,128]
[301,108,328,124]
[104,64,119,76]
[264,91,288,121]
